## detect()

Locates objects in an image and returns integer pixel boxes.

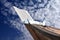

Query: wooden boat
[25,24,60,40]
[13,6,60,40]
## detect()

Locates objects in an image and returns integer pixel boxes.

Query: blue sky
[0,0,60,40]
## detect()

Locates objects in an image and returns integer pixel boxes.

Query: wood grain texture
[25,24,60,40]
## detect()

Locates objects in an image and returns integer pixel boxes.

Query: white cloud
[26,0,60,29]
[3,0,60,40]
[8,18,34,40]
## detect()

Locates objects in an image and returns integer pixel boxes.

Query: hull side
[25,24,60,40]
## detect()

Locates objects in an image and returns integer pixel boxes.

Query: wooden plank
[25,24,40,40]
[25,24,60,40]
[25,24,52,40]
[32,24,60,36]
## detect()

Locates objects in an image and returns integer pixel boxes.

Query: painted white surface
[13,6,34,22]
[13,6,45,25]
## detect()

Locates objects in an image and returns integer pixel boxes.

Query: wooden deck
[25,24,60,40]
